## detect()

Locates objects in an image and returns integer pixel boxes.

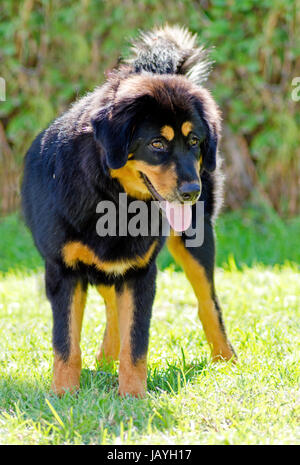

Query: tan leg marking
[96,285,120,364]
[117,285,147,398]
[52,282,87,396]
[167,233,235,361]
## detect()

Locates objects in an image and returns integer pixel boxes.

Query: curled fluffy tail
[126,25,213,85]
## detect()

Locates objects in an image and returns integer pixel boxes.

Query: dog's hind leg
[96,285,120,365]
[167,223,236,362]
[45,262,87,396]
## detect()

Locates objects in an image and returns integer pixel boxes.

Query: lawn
[0,208,299,445]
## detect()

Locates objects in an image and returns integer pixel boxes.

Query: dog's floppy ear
[91,105,133,169]
[193,95,221,172]
[200,123,218,172]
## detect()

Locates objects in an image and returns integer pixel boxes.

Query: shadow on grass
[0,357,208,399]
[81,355,208,395]
[0,356,209,443]
[147,357,208,394]
[80,366,119,392]
[0,357,208,411]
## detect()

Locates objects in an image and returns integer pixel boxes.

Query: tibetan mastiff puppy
[22,26,236,398]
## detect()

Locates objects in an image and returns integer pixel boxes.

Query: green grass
[0,208,299,444]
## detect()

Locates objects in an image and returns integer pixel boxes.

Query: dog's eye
[149,139,166,151]
[189,136,200,147]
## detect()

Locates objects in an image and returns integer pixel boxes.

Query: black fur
[21,25,231,393]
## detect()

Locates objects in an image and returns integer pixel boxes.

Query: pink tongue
[165,201,192,232]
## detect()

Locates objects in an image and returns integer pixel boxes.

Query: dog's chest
[61,234,161,277]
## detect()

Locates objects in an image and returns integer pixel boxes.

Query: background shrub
[0,0,299,216]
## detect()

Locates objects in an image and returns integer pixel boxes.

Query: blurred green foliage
[0,0,299,215]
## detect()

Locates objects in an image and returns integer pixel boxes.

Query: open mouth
[141,173,192,232]
[141,173,165,203]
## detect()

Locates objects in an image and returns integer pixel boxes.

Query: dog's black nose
[178,183,201,202]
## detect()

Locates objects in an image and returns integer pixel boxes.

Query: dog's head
[91,74,221,229]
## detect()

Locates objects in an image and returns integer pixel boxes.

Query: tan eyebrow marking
[181,121,193,137]
[160,125,174,141]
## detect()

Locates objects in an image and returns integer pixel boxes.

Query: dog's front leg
[45,262,87,396]
[116,264,156,398]
[167,219,236,362]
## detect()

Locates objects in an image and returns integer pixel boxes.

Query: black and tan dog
[21,25,236,398]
